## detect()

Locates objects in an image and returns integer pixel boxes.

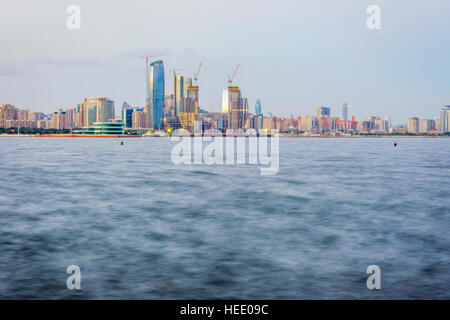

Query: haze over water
[0,137,449,299]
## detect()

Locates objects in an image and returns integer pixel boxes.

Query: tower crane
[194,61,203,86]
[228,64,240,87]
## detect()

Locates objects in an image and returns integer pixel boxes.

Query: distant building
[255,99,262,115]
[132,110,146,128]
[420,119,435,133]
[342,103,348,121]
[164,93,174,116]
[149,60,165,130]
[407,117,420,134]
[440,105,450,132]
[227,86,248,130]
[122,108,133,128]
[78,98,115,126]
[316,106,330,117]
[221,89,229,113]
[175,75,192,117]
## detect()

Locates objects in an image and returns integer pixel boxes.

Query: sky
[1,0,450,122]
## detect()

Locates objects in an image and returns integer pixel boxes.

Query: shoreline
[1,134,449,139]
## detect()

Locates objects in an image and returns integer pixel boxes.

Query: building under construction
[227,86,248,130]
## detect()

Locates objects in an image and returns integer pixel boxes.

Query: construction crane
[193,61,203,86]
[228,64,240,87]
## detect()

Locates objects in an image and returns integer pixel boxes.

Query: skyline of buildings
[1,58,449,135]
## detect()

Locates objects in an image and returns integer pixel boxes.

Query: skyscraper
[407,117,420,134]
[122,101,133,128]
[175,75,192,116]
[342,103,348,121]
[179,85,199,131]
[255,99,262,115]
[227,86,248,130]
[149,60,165,130]
[221,90,229,113]
[316,106,330,117]
[81,98,115,126]
[440,105,450,132]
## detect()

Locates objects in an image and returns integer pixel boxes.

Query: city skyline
[1,1,450,122]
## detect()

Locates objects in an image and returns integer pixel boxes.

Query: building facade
[149,60,165,130]
[440,105,450,132]
[407,117,420,134]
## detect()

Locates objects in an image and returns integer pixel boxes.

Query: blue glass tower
[149,60,165,130]
[255,99,262,115]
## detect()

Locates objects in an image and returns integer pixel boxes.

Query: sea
[0,137,449,299]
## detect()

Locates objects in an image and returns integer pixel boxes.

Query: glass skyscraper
[149,60,165,130]
[255,99,262,115]
[440,105,450,132]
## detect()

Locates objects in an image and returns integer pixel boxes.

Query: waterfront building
[389,127,407,134]
[221,90,229,113]
[122,108,134,128]
[255,99,262,115]
[51,109,67,129]
[164,93,174,116]
[342,103,348,121]
[420,119,435,133]
[0,104,47,129]
[73,120,125,135]
[132,110,146,128]
[407,117,420,134]
[440,105,450,132]
[179,85,199,131]
[316,106,330,117]
[175,75,191,117]
[79,98,115,126]
[227,86,248,130]
[149,60,165,130]
[263,116,276,130]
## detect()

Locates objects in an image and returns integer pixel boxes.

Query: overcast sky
[1,0,449,122]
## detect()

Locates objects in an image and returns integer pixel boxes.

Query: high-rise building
[81,98,115,126]
[440,105,450,132]
[164,93,174,116]
[227,86,248,130]
[316,106,330,117]
[342,103,348,121]
[420,119,435,133]
[221,90,229,113]
[384,114,391,129]
[51,109,67,129]
[407,117,420,134]
[122,101,133,128]
[149,60,165,130]
[174,75,192,117]
[255,99,262,115]
[179,85,199,130]
[132,110,146,128]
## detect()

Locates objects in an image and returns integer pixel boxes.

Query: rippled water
[0,137,449,299]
